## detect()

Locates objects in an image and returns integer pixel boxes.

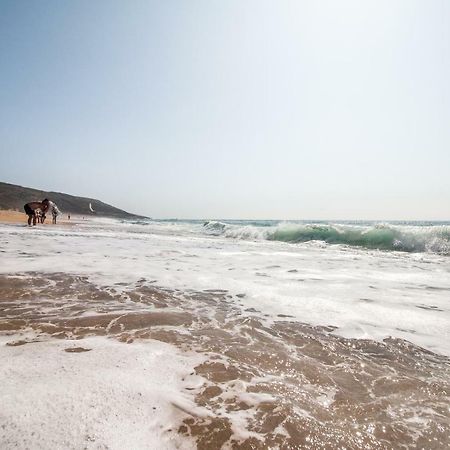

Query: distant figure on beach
[39,210,47,224]
[51,202,61,224]
[24,199,50,226]
[35,209,42,223]
[68,214,71,220]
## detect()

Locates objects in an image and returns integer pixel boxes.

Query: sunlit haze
[1,0,449,219]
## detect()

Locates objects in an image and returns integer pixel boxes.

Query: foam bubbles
[0,220,449,356]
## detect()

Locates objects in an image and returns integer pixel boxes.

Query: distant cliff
[0,181,145,219]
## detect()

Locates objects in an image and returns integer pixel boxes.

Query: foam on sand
[1,219,450,447]
[0,336,203,449]
[0,221,449,356]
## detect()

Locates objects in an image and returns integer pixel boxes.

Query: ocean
[0,218,449,449]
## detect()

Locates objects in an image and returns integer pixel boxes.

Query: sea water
[0,218,449,448]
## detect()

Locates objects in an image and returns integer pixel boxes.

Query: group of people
[24,199,61,226]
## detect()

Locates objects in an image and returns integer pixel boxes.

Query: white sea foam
[0,220,449,356]
[0,335,203,449]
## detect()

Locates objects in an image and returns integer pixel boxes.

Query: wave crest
[202,222,450,254]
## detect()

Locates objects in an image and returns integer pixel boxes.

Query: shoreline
[1,218,449,448]
[1,271,449,449]
[0,209,83,227]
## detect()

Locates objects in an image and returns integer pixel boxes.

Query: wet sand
[1,272,449,449]
[0,209,28,224]
[0,209,76,226]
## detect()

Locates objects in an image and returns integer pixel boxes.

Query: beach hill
[0,181,144,219]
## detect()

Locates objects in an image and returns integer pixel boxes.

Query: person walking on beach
[24,199,50,226]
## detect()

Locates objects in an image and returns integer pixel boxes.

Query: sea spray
[203,221,450,254]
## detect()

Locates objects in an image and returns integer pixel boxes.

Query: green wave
[202,221,450,254]
[268,225,438,252]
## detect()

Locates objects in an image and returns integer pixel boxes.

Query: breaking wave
[203,221,450,254]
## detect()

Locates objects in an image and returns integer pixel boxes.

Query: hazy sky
[1,0,449,219]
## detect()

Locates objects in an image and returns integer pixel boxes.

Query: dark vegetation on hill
[0,181,145,219]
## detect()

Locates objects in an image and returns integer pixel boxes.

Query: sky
[0,0,449,220]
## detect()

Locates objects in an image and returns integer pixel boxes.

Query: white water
[1,219,449,356]
[0,335,203,449]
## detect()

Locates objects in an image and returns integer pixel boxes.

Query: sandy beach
[2,1,449,448]
[0,209,78,226]
[0,217,449,449]
[0,209,30,224]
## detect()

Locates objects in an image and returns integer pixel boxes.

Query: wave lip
[202,221,450,254]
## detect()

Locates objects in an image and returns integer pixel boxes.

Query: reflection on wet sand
[1,273,449,449]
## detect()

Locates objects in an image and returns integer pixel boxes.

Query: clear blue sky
[1,0,449,219]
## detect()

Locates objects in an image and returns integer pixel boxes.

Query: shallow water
[0,220,449,448]
[1,220,449,355]
[1,272,449,449]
